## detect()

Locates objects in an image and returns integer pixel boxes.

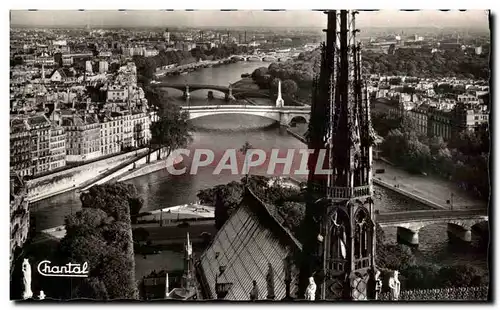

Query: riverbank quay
[373,160,487,210]
[231,77,260,90]
[287,130,487,211]
[154,58,237,78]
[286,126,307,143]
[79,147,182,192]
[26,148,149,203]
[26,146,183,203]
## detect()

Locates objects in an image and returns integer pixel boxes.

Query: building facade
[452,102,489,134]
[27,114,52,175]
[99,111,133,156]
[62,112,101,163]
[99,60,109,73]
[427,109,453,140]
[49,124,67,170]
[10,118,32,177]
[131,111,152,148]
[407,106,428,136]
[107,85,129,103]
[10,172,29,271]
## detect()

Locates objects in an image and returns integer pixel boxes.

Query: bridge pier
[183,86,190,100]
[225,86,236,101]
[279,112,290,126]
[447,223,472,243]
[397,227,419,246]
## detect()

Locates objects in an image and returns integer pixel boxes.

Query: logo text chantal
[37,260,89,277]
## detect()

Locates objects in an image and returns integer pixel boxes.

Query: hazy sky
[10,10,490,29]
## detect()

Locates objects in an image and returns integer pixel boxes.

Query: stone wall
[379,286,489,301]
[26,148,149,203]
[118,148,181,182]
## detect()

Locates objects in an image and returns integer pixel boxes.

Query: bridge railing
[180,105,311,111]
[376,209,488,223]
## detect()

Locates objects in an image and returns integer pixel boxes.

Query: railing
[378,286,489,301]
[376,209,488,223]
[326,258,348,272]
[323,185,372,199]
[354,256,371,270]
[181,105,311,111]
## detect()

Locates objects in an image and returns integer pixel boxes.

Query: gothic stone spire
[300,10,377,301]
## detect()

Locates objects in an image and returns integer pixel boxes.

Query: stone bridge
[180,105,310,126]
[376,209,488,246]
[151,83,270,101]
[230,54,291,62]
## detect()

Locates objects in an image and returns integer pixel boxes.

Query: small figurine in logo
[305,276,316,301]
[38,291,46,300]
[22,258,33,300]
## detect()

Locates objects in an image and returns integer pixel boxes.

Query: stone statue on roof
[250,280,259,301]
[388,270,401,301]
[22,258,33,300]
[266,263,275,300]
[305,276,316,301]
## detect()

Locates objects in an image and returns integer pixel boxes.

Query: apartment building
[49,124,67,170]
[10,172,29,271]
[10,118,32,177]
[130,111,152,148]
[452,102,489,134]
[61,112,101,163]
[27,114,52,175]
[107,85,129,103]
[99,110,133,156]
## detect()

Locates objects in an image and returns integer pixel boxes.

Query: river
[30,61,488,279]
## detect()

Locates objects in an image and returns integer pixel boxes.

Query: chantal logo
[37,260,89,278]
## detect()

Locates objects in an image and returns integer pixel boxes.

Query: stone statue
[375,270,382,298]
[266,263,275,300]
[388,270,401,301]
[38,291,46,300]
[305,276,316,301]
[250,280,259,301]
[332,210,347,259]
[22,258,33,300]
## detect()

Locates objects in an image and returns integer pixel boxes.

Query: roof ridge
[243,186,303,251]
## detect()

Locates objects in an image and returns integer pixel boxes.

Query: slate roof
[61,112,99,127]
[27,114,51,127]
[196,187,302,300]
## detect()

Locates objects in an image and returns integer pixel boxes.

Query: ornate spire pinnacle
[276,79,284,108]
[301,10,377,301]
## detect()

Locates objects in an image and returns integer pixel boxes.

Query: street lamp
[239,142,252,184]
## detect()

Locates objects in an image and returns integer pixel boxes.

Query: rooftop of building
[196,186,302,301]
[61,112,99,127]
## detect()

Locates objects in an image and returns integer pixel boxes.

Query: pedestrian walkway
[374,160,487,210]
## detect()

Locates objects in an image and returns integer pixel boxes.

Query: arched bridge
[180,105,310,126]
[230,54,291,62]
[376,209,488,246]
[150,82,270,101]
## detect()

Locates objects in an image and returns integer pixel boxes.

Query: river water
[31,61,488,278]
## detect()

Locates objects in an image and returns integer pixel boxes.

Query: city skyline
[10,10,490,29]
